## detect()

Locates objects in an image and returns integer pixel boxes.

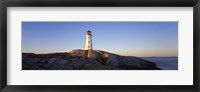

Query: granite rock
[22,49,161,70]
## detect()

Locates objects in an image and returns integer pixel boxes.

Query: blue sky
[22,22,178,57]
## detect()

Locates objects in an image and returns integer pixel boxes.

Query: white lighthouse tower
[84,30,93,50]
[84,30,96,59]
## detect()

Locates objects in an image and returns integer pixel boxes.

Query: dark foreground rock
[22,49,161,70]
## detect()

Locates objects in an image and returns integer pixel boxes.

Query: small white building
[84,30,97,59]
[84,30,93,50]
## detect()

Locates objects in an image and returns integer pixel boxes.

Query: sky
[22,22,178,57]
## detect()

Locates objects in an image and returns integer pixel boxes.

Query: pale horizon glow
[22,22,178,57]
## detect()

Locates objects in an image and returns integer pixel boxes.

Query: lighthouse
[84,30,96,59]
[84,30,93,50]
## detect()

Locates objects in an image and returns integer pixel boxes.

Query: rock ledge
[22,49,161,70]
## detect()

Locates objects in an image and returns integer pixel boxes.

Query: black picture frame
[0,0,199,92]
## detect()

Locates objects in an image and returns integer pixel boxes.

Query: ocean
[141,57,178,70]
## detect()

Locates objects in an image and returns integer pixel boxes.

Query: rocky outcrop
[22,49,161,70]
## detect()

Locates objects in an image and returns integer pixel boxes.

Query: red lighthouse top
[87,30,92,35]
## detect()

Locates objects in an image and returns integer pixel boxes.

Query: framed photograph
[0,0,199,92]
